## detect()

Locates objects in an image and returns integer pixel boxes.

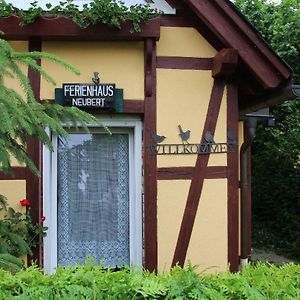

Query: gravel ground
[251,248,299,265]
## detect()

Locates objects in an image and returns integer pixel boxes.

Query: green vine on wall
[0,0,162,32]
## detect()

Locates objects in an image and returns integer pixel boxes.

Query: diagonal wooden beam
[172,78,226,267]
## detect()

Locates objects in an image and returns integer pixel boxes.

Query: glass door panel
[57,133,130,267]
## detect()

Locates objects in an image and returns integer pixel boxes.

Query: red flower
[41,216,46,222]
[20,199,31,207]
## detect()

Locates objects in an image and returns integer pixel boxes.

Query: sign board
[62,83,115,109]
[149,142,236,155]
[149,127,237,155]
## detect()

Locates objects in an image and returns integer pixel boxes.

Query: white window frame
[43,117,143,273]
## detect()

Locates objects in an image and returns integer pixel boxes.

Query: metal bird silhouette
[92,72,100,84]
[204,131,216,144]
[178,125,191,144]
[152,134,166,144]
[227,128,237,145]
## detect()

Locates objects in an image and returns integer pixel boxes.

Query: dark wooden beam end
[212,48,238,79]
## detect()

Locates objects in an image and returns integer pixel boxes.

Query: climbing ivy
[0,0,162,32]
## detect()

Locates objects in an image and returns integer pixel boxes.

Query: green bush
[234,0,300,260]
[0,196,47,272]
[0,263,300,299]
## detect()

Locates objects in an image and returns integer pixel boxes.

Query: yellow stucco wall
[157,27,228,272]
[0,180,26,214]
[157,27,217,57]
[157,69,212,167]
[157,74,227,167]
[40,42,144,100]
[186,179,228,273]
[157,180,187,272]
[3,41,28,98]
[157,179,228,273]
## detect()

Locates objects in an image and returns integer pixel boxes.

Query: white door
[43,120,142,273]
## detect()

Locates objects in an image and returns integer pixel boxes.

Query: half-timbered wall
[0,27,241,273]
[156,26,238,273]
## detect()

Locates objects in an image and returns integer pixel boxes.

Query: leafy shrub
[0,196,46,272]
[0,263,300,299]
[0,0,161,33]
[234,0,300,259]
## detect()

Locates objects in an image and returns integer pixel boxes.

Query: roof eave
[239,84,300,115]
[183,0,293,90]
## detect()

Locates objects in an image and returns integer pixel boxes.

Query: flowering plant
[0,195,47,272]
[20,198,31,207]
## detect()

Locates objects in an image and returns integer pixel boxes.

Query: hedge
[0,263,300,299]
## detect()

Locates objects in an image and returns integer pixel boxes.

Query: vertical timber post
[143,38,158,271]
[27,38,43,266]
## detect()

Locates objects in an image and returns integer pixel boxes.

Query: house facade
[0,0,298,273]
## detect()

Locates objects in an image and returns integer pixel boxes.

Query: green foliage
[0,263,300,299]
[251,100,300,257]
[234,0,300,258]
[0,37,97,175]
[0,0,161,33]
[0,196,46,272]
[234,0,300,82]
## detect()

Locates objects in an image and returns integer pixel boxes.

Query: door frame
[43,117,143,273]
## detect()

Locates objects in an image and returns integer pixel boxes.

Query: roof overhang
[0,16,160,41]
[178,0,295,111]
[239,85,300,115]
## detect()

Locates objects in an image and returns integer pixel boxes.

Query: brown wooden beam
[143,38,158,271]
[43,99,144,114]
[0,167,27,180]
[27,39,43,267]
[172,78,226,267]
[157,56,212,70]
[158,166,227,180]
[145,40,153,97]
[160,16,193,27]
[212,48,238,79]
[123,100,144,114]
[0,16,160,41]
[227,83,239,272]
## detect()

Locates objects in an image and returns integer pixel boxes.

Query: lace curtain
[57,133,130,267]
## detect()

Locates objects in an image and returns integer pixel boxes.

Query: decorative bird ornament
[178,125,191,144]
[204,131,216,144]
[152,134,166,144]
[92,72,100,84]
[227,128,237,146]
